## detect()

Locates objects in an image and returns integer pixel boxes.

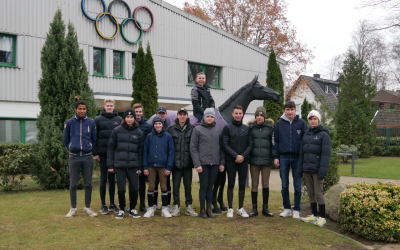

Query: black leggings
[213,168,226,204]
[154,172,171,205]
[226,161,248,209]
[139,172,146,204]
[99,155,115,206]
[115,168,139,211]
[198,165,219,207]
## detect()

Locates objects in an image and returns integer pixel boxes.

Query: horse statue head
[149,75,281,129]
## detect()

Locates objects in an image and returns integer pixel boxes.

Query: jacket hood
[280,113,299,123]
[248,118,274,127]
[100,109,118,118]
[200,119,216,128]
[74,113,87,120]
[307,125,330,135]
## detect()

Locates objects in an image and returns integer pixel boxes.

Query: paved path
[191,168,400,191]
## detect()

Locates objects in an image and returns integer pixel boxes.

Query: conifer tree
[264,47,284,123]
[131,42,145,107]
[301,97,310,124]
[335,52,377,157]
[141,42,159,119]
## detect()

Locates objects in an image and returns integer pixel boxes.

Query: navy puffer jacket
[298,125,332,180]
[93,109,122,156]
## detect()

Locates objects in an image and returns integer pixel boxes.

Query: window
[93,48,104,76]
[336,87,339,94]
[296,104,301,114]
[113,51,124,78]
[0,33,16,67]
[379,103,384,109]
[390,103,395,110]
[188,62,221,88]
[325,85,329,93]
[0,119,37,143]
[132,53,136,74]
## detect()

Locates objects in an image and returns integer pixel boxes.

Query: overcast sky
[163,0,385,81]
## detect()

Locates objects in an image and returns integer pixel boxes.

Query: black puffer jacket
[248,118,274,166]
[222,120,253,162]
[298,125,332,180]
[191,82,215,115]
[107,123,144,170]
[166,118,195,169]
[93,109,122,156]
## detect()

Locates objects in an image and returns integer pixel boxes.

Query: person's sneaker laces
[100,205,109,215]
[279,209,292,217]
[116,210,124,219]
[109,204,119,213]
[166,205,173,213]
[65,208,77,218]
[143,207,155,218]
[237,208,249,218]
[301,215,317,223]
[227,208,234,218]
[84,207,98,217]
[315,217,326,227]
[185,205,198,217]
[292,210,300,219]
[129,209,141,218]
[171,205,180,217]
[162,207,172,218]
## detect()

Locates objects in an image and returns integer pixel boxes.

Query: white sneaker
[315,217,326,227]
[84,207,98,217]
[293,210,300,219]
[171,205,180,217]
[65,208,77,218]
[166,205,173,213]
[185,205,198,217]
[237,208,249,218]
[301,215,318,223]
[143,207,155,218]
[279,209,292,217]
[162,207,172,218]
[227,208,234,218]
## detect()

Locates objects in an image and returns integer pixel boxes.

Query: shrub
[0,143,34,156]
[340,182,400,242]
[336,144,360,163]
[373,145,400,157]
[0,147,33,191]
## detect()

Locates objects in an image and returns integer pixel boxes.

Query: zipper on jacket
[306,133,312,165]
[258,128,261,165]
[80,119,83,156]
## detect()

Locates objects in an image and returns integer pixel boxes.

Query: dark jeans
[139,172,146,204]
[172,168,193,207]
[99,155,115,206]
[198,165,219,207]
[68,154,93,208]
[115,168,139,211]
[279,155,302,211]
[194,113,203,122]
[226,160,248,209]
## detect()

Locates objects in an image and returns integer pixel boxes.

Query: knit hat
[204,108,215,118]
[152,116,164,126]
[123,108,136,121]
[307,110,321,123]
[255,106,266,119]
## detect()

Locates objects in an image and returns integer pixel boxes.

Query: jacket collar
[138,116,147,125]
[74,114,87,121]
[174,118,192,130]
[280,113,298,123]
[194,82,210,90]
[100,109,118,118]
[232,120,242,126]
[122,122,139,131]
[200,119,215,128]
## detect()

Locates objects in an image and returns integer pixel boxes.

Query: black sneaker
[109,204,119,213]
[115,210,124,219]
[129,209,141,218]
[100,205,109,215]
[140,204,148,212]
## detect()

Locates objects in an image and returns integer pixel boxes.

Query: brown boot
[199,206,207,219]
[206,206,216,218]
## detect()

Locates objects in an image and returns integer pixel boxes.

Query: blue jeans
[279,156,302,211]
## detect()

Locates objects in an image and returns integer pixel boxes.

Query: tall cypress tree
[335,52,377,157]
[264,47,284,123]
[301,97,310,124]
[141,42,159,119]
[131,41,145,107]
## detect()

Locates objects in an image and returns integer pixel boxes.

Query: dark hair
[233,105,243,111]
[75,100,87,109]
[284,101,296,109]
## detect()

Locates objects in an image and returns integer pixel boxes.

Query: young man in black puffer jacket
[298,110,331,228]
[191,72,215,122]
[222,105,253,218]
[93,99,122,215]
[166,108,198,217]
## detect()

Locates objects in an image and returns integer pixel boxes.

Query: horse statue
[149,75,281,128]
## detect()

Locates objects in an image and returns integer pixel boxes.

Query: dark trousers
[68,154,93,208]
[213,168,226,204]
[115,168,139,211]
[99,155,115,206]
[154,172,171,205]
[199,165,219,207]
[226,160,248,209]
[194,113,203,122]
[139,172,146,205]
[172,168,193,207]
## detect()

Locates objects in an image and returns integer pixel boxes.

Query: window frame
[325,85,329,93]
[0,33,17,68]
[132,53,137,75]
[187,62,222,89]
[93,47,105,77]
[0,117,37,143]
[113,50,124,79]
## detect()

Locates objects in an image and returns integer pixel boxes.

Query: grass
[0,182,363,250]
[338,156,400,179]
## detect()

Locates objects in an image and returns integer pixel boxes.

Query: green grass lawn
[0,182,363,250]
[338,156,400,179]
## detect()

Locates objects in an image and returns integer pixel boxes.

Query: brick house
[373,89,400,110]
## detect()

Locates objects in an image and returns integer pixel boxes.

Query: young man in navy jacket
[63,100,98,218]
[272,101,308,219]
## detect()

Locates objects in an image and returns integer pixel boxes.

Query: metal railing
[376,128,400,149]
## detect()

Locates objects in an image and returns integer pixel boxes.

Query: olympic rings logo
[81,0,154,44]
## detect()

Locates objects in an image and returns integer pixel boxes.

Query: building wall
[374,91,400,110]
